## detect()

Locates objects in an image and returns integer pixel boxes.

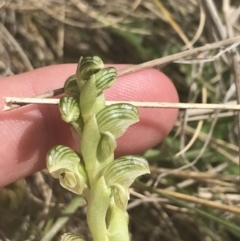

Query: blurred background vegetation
[0,0,240,241]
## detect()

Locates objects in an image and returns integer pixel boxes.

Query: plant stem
[4,97,240,111]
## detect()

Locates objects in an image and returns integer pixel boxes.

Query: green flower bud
[94,67,117,95]
[64,75,79,98]
[46,145,87,195]
[103,155,150,189]
[59,96,80,123]
[76,56,104,90]
[61,233,86,241]
[96,103,139,138]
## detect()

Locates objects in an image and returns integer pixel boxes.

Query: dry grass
[0,0,240,241]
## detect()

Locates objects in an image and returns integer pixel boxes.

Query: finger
[0,64,178,186]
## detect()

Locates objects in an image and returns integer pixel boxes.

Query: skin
[0,64,179,187]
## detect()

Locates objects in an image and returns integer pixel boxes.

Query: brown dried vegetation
[0,1,240,241]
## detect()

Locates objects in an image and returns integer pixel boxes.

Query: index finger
[0,64,178,186]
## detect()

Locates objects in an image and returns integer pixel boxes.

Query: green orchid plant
[46,56,150,241]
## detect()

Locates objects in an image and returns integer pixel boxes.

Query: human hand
[0,64,178,187]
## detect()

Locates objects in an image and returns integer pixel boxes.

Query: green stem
[107,200,130,241]
[87,177,130,241]
[87,177,110,241]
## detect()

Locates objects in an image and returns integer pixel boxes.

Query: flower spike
[46,56,150,241]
